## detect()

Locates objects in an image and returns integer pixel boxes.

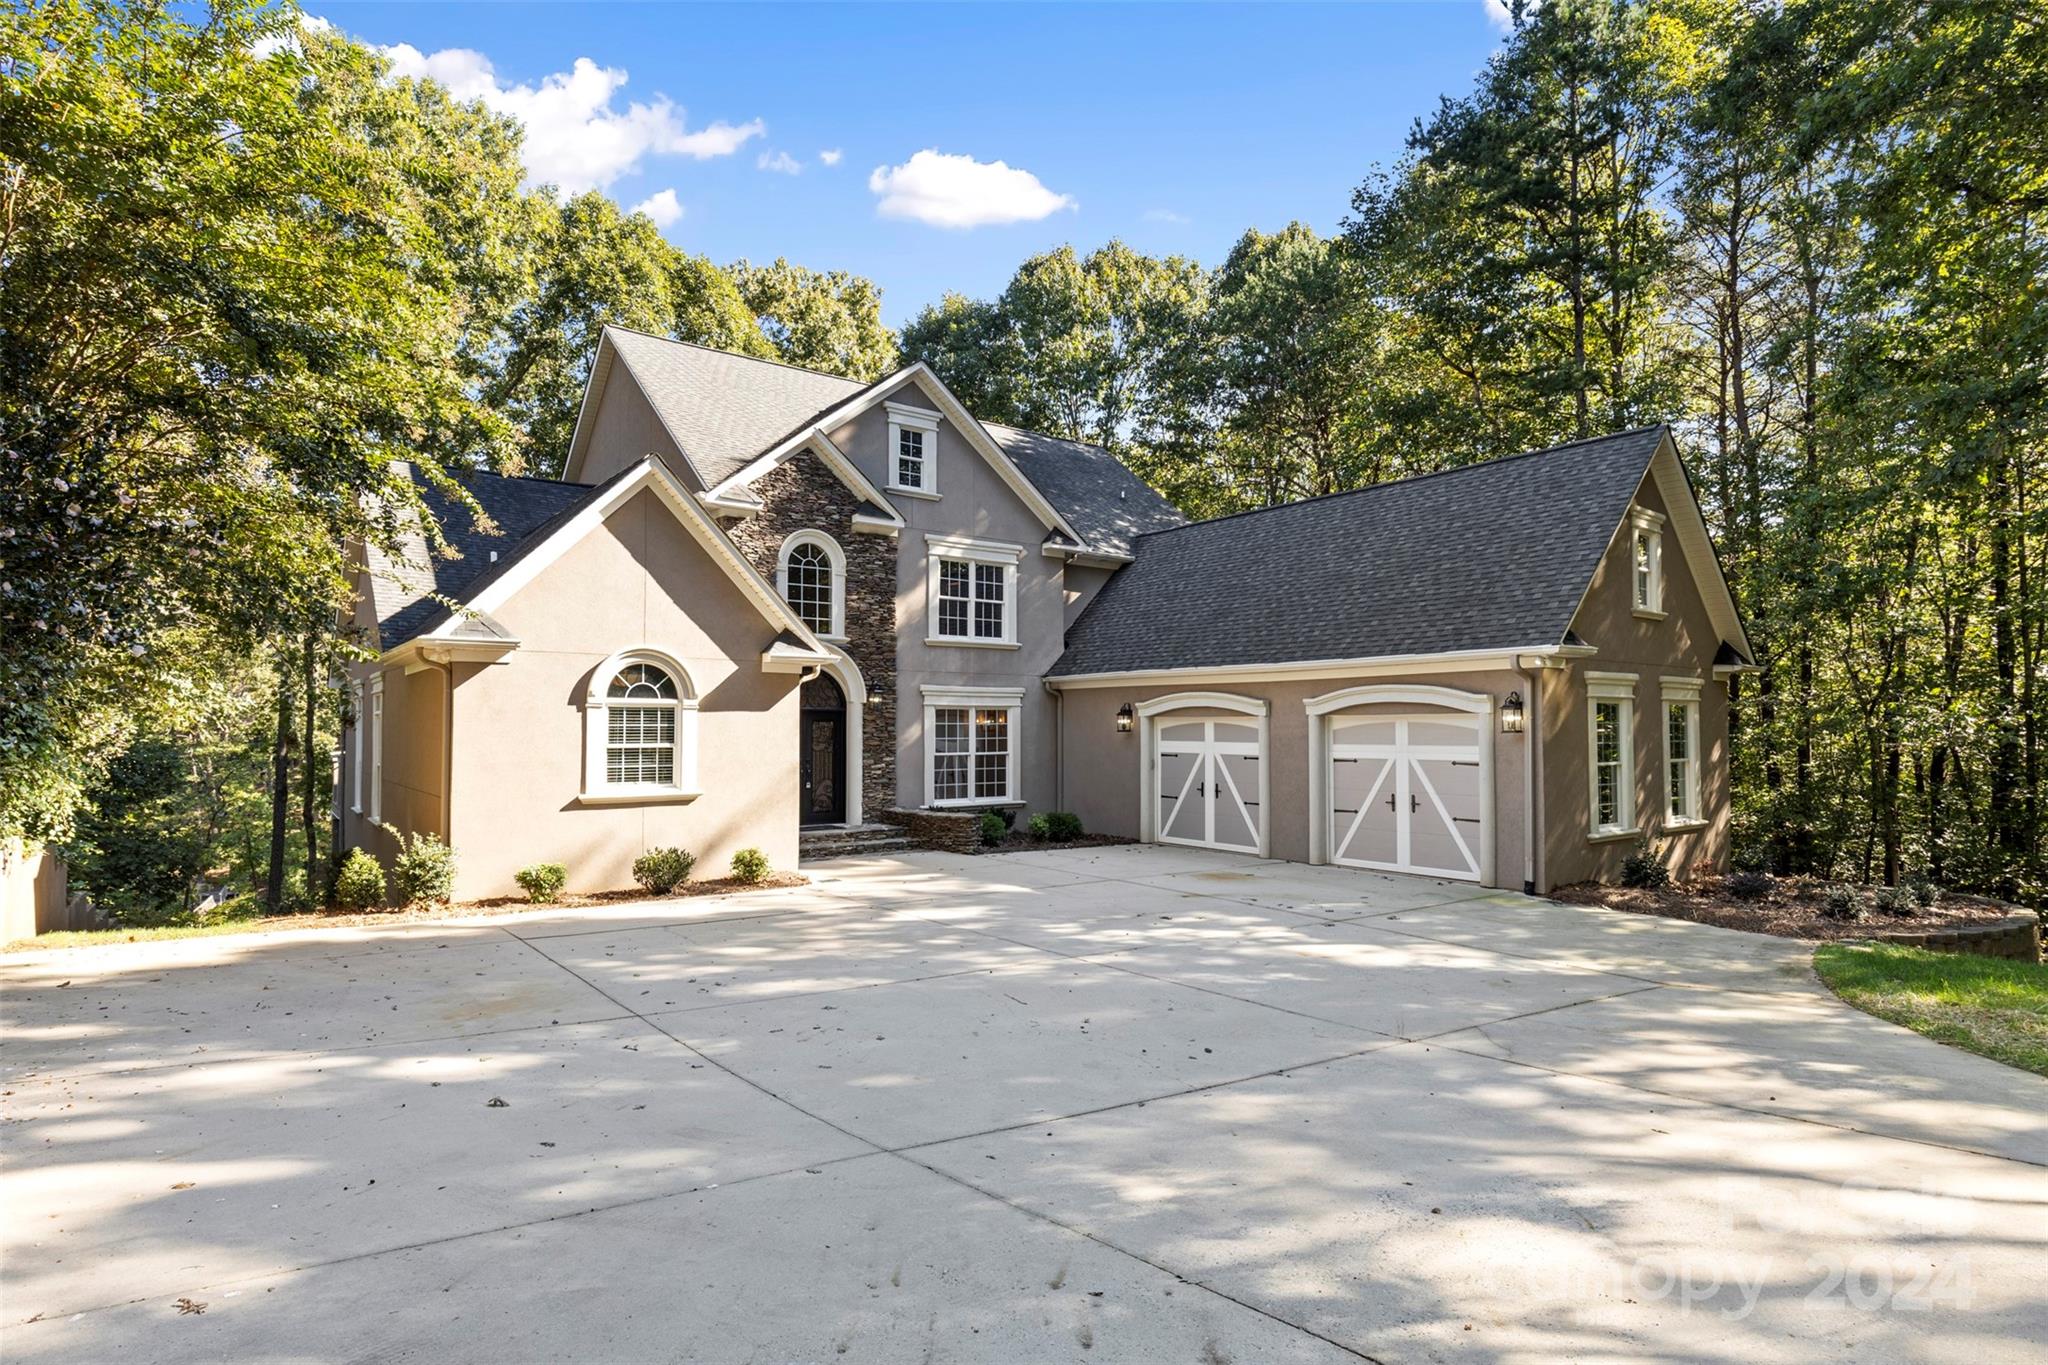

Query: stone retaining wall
[1870,914,2043,963]
[879,808,982,855]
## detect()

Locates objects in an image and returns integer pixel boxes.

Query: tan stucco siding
[339,660,449,892]
[829,377,1070,813]
[1544,467,1732,887]
[425,487,800,900]
[1054,670,1533,889]
[573,359,688,487]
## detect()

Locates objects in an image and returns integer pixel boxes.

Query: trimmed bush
[1619,841,1670,890]
[978,812,1007,847]
[1725,868,1773,901]
[1873,884,1917,918]
[633,847,696,895]
[1907,876,1940,910]
[1025,812,1052,839]
[390,830,456,906]
[729,847,770,884]
[515,862,568,904]
[1042,811,1084,842]
[333,849,387,911]
[1819,884,1862,921]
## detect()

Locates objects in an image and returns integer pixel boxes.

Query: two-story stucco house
[340,326,1753,901]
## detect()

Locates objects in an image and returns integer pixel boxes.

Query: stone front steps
[798,823,913,861]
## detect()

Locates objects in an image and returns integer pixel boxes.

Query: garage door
[1155,718,1262,853]
[1328,714,1483,880]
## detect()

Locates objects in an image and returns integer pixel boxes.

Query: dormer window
[886,401,940,497]
[1629,506,1666,618]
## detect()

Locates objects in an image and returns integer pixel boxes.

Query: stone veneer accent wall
[721,451,896,818]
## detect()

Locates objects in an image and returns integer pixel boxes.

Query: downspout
[1519,665,1540,895]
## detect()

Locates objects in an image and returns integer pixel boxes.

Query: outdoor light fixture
[1116,702,1135,733]
[1501,691,1525,734]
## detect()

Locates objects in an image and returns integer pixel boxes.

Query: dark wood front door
[800,675,846,826]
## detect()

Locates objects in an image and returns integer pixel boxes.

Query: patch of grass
[1813,943,2048,1077]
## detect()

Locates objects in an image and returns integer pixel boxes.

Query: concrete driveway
[3,846,2043,1363]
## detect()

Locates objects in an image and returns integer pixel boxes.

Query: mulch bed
[971,834,1136,856]
[1552,875,2029,943]
[455,871,808,911]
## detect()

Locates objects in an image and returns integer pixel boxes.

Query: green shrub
[1907,875,1940,910]
[1043,811,1083,842]
[1619,841,1670,890]
[1819,884,1862,921]
[978,812,1007,847]
[1725,868,1773,901]
[633,846,697,895]
[1873,884,1917,918]
[280,866,315,914]
[1025,812,1052,839]
[333,849,387,910]
[1731,844,1772,875]
[729,847,770,884]
[389,830,456,906]
[515,862,568,904]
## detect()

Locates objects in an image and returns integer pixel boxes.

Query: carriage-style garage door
[1328,713,1486,880]
[1155,718,1263,854]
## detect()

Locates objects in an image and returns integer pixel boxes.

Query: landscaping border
[1866,914,2042,964]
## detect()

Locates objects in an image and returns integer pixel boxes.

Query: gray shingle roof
[1050,426,1671,677]
[983,424,1185,557]
[368,467,612,648]
[600,328,1183,558]
[604,328,868,490]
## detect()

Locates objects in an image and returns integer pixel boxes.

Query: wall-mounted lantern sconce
[1500,691,1525,734]
[1116,702,1135,734]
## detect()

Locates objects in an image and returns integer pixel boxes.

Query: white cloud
[757,149,803,175]
[378,44,763,195]
[252,13,331,59]
[629,189,684,227]
[1483,0,1516,31]
[1142,208,1190,225]
[867,149,1075,229]
[818,148,844,167]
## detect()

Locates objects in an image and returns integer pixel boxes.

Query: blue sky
[317,2,1510,326]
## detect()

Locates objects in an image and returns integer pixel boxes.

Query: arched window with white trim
[583,650,700,803]
[776,531,844,640]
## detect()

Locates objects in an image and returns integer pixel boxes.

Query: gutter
[1518,662,1539,896]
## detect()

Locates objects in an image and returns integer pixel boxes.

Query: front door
[1328,714,1484,880]
[1154,718,1262,853]
[800,675,846,826]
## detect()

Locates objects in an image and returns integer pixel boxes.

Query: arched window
[777,531,844,639]
[583,650,699,802]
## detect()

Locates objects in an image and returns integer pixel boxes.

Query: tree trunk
[264,660,294,915]
[301,634,320,906]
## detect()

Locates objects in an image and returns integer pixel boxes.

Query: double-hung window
[1585,672,1637,837]
[924,686,1021,805]
[887,402,940,496]
[582,651,700,802]
[1630,506,1666,617]
[1662,677,1703,825]
[926,534,1019,646]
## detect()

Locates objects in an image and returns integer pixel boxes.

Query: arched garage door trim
[1136,692,1270,857]
[1305,684,1495,883]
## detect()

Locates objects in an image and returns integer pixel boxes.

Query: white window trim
[349,679,365,814]
[1662,676,1705,829]
[1585,671,1636,839]
[775,529,846,641]
[367,674,384,825]
[886,401,941,498]
[922,684,1023,807]
[1630,506,1667,619]
[581,648,702,805]
[925,533,1020,647]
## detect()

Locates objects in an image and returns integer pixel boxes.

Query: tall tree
[731,258,899,381]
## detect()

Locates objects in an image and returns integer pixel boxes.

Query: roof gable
[375,457,833,666]
[1051,427,1676,678]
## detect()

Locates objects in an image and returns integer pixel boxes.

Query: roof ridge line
[601,323,881,389]
[1130,424,1668,542]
